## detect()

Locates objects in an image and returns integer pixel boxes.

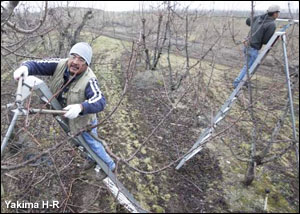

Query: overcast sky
[83,1,299,12]
[21,1,299,13]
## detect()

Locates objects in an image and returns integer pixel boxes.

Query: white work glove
[63,104,83,119]
[14,65,29,81]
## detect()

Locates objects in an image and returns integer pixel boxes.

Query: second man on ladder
[233,5,280,88]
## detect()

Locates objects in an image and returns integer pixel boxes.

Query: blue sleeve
[81,78,106,114]
[21,58,61,76]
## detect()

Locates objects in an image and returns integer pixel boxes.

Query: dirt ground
[125,81,229,213]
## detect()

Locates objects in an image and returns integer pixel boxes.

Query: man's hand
[63,104,83,119]
[14,66,29,81]
[242,37,250,47]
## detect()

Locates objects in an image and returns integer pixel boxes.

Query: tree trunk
[244,161,256,186]
[152,13,163,70]
[70,10,93,47]
[141,18,151,70]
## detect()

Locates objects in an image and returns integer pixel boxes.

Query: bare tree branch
[5,1,48,34]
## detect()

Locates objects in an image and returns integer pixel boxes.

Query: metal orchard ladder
[1,76,148,213]
[176,19,299,170]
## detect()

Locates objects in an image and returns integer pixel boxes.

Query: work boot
[94,165,107,181]
[94,164,116,181]
[81,159,96,170]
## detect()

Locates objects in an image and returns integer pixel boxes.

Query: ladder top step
[274,32,286,36]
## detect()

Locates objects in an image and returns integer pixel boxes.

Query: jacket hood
[257,14,275,24]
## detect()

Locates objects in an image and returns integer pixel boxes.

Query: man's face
[273,11,280,19]
[67,54,88,75]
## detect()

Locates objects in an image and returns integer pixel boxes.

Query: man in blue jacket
[13,42,116,172]
[233,5,280,88]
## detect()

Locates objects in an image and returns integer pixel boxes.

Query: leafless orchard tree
[139,2,168,71]
[46,2,95,57]
[223,2,299,186]
[1,1,50,71]
[130,1,299,189]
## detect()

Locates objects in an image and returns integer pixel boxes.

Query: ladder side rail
[191,127,214,150]
[25,78,147,213]
[76,135,147,213]
[213,32,281,125]
[176,127,213,169]
[1,111,20,155]
[1,77,24,156]
[249,32,283,76]
[21,76,62,110]
[35,84,62,110]
[282,34,298,141]
[282,34,299,167]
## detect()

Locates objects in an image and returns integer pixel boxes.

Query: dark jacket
[246,14,276,50]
